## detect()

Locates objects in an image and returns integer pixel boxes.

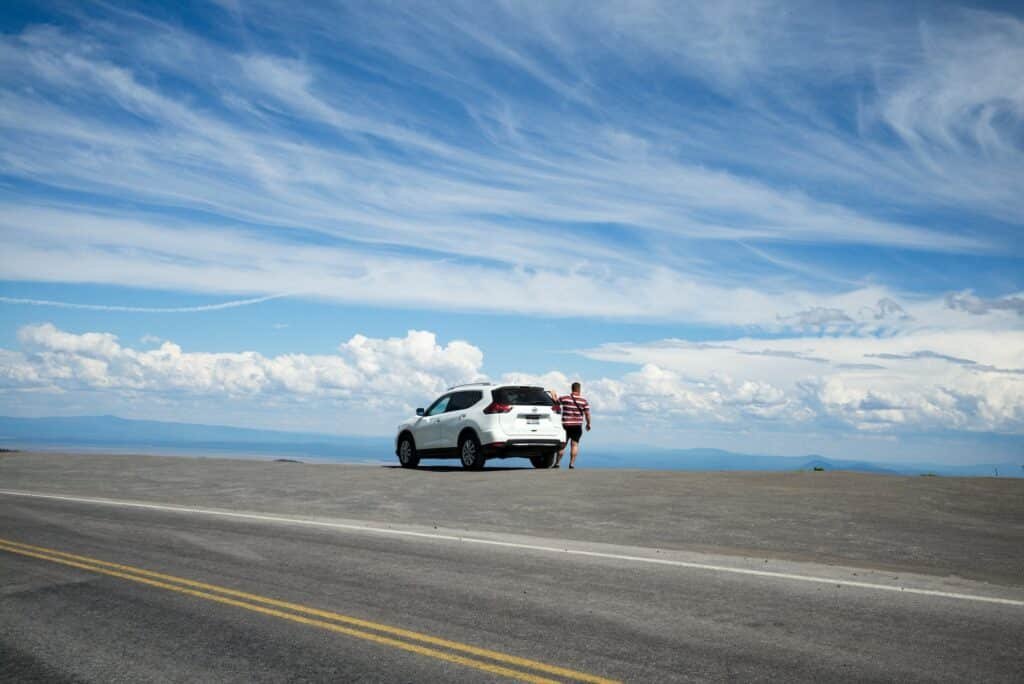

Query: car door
[439,391,482,448]
[416,394,451,450]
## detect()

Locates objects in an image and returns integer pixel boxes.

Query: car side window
[425,395,451,416]
[448,391,482,412]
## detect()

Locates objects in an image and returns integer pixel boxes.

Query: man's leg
[569,439,580,468]
[556,426,575,466]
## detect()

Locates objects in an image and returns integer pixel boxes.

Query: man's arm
[584,406,592,430]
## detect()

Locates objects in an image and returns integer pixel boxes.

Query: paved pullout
[3,451,1023,584]
[1,451,1023,682]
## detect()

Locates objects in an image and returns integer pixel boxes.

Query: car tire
[397,435,420,469]
[459,433,485,470]
[530,452,556,469]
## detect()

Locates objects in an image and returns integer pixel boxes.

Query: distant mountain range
[582,448,902,474]
[0,414,390,462]
[1,415,1020,477]
[583,447,1021,477]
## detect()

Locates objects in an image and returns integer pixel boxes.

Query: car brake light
[483,402,513,414]
[551,402,561,413]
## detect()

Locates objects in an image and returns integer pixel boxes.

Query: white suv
[395,383,566,469]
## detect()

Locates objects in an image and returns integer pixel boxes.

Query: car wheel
[530,452,556,469]
[398,435,419,469]
[459,433,485,470]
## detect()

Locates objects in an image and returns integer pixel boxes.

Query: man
[555,382,591,469]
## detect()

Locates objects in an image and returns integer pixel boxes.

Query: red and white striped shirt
[558,394,590,426]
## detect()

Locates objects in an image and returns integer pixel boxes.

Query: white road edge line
[2,488,1021,608]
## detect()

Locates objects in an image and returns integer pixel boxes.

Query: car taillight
[551,402,561,413]
[483,402,513,414]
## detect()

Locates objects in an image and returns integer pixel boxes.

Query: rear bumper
[482,439,564,457]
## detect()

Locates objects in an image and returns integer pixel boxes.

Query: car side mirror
[416,408,425,416]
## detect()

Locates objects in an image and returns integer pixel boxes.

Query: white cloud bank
[3,323,1021,436]
[2,324,483,409]
[579,331,1024,434]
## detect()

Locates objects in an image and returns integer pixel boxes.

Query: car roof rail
[446,381,493,390]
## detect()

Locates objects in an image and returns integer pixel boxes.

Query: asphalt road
[2,452,1023,682]
[4,451,1023,584]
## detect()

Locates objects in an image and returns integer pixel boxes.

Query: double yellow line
[0,538,618,684]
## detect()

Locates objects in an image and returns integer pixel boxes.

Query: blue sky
[0,1,1022,464]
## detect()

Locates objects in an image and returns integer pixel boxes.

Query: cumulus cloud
[945,291,1024,316]
[865,298,912,322]
[773,297,919,334]
[6,323,1021,437]
[5,324,484,408]
[591,364,806,424]
[579,329,1024,434]
[776,307,854,332]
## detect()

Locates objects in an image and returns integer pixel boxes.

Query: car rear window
[492,386,554,406]
[448,391,483,411]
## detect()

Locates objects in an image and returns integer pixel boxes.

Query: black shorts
[564,425,583,443]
